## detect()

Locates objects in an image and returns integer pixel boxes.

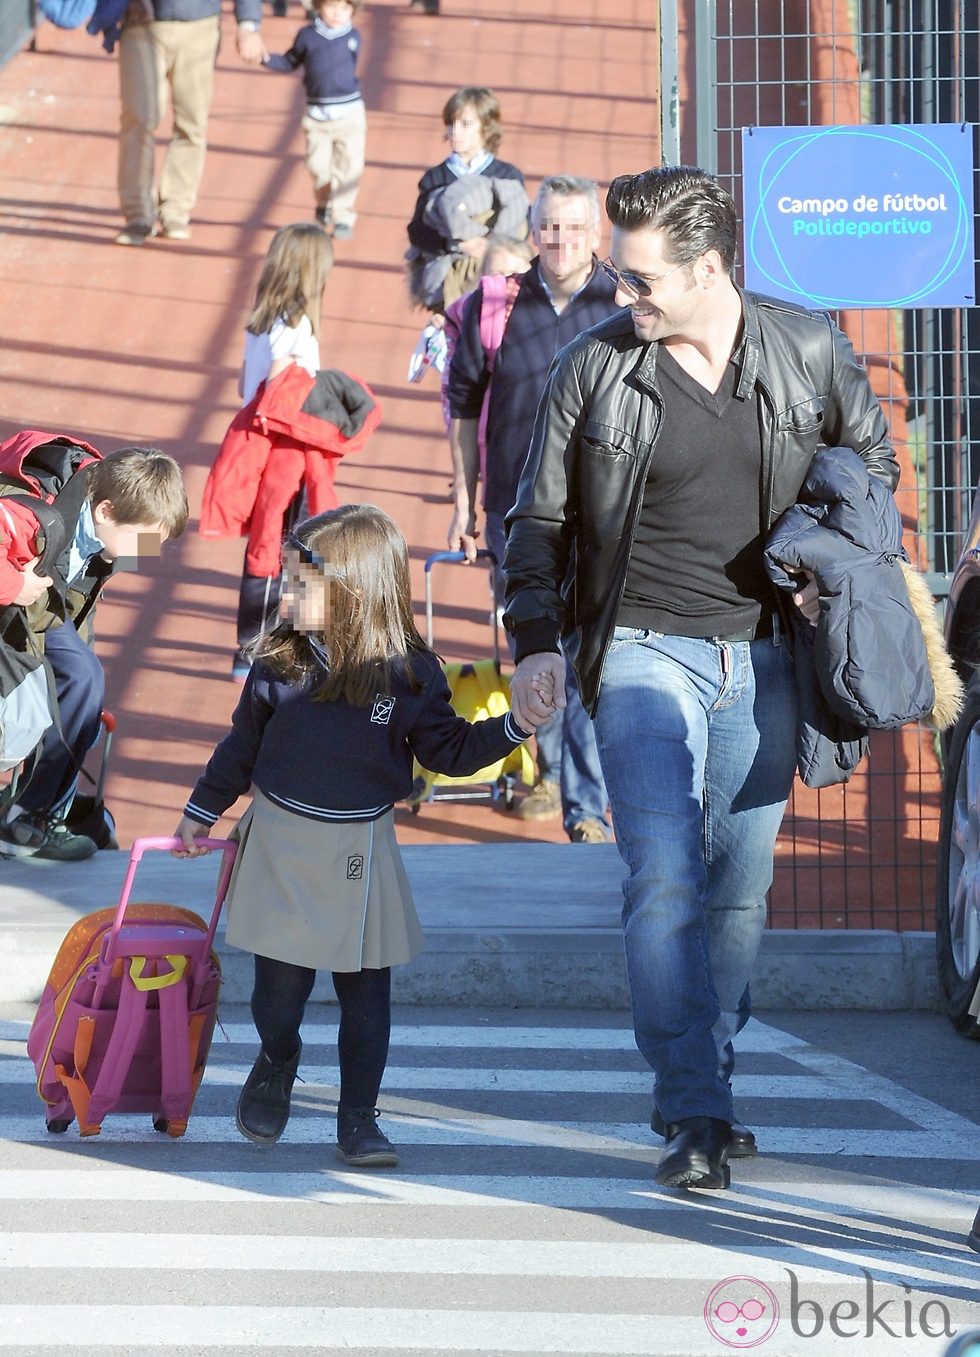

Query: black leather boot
[235,1043,301,1144]
[655,1116,731,1190]
[336,1105,399,1167]
[651,1106,757,1158]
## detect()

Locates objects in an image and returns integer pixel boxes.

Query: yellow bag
[410,657,536,808]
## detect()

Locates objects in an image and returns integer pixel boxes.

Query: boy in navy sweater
[263,0,365,239]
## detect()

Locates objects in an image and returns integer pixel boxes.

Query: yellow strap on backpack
[129,955,188,992]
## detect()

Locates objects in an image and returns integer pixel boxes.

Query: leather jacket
[503,289,900,714]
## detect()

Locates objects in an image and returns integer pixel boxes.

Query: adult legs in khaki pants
[156,16,220,232]
[118,21,159,234]
[116,14,220,241]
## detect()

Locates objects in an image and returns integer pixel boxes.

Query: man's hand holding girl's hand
[171,815,213,858]
[510,652,565,731]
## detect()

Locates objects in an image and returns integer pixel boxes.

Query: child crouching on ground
[174,504,554,1166]
[0,441,188,861]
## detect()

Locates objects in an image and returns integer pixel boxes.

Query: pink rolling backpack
[27,836,236,1138]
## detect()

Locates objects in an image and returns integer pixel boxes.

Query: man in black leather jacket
[504,166,898,1191]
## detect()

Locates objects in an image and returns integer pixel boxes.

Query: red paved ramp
[0,1,655,846]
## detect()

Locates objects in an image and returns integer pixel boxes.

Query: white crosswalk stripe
[1,1233,977,1287]
[0,1061,899,1097]
[0,1305,970,1355]
[1,1011,978,1356]
[3,1116,980,1158]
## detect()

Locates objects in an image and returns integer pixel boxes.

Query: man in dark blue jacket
[111,0,265,246]
[447,174,619,844]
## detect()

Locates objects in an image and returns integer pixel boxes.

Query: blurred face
[446,104,485,161]
[317,0,354,27]
[532,193,600,285]
[93,502,168,571]
[279,548,337,635]
[606,225,708,343]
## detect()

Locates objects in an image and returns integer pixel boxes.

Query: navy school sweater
[185,648,530,825]
[264,20,361,110]
[446,258,620,517]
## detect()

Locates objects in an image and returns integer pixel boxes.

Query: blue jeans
[486,511,610,837]
[20,620,105,819]
[593,627,797,1124]
[534,670,610,835]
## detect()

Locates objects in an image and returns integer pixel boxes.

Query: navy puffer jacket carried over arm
[765,446,960,787]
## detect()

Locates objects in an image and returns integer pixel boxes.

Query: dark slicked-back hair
[605,166,738,272]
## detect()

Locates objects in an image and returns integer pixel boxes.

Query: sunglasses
[599,256,689,297]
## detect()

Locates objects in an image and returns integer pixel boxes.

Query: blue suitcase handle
[424,549,497,570]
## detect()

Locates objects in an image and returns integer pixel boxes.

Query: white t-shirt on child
[241,315,321,405]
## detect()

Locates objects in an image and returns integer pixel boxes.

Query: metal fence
[663,0,979,928]
[0,0,35,70]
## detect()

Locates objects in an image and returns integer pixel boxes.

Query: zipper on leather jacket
[757,377,778,527]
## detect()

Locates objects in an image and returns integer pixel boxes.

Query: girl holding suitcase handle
[174,504,554,1165]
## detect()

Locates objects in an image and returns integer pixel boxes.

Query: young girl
[405,87,529,314]
[230,222,333,677]
[175,505,551,1167]
[240,222,332,407]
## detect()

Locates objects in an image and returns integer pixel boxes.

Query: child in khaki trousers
[263,0,366,239]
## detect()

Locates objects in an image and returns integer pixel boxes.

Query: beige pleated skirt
[224,790,424,973]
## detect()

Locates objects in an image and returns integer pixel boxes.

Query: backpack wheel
[153,1117,169,1134]
[46,1118,72,1133]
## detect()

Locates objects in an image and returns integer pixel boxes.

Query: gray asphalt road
[1,1004,978,1356]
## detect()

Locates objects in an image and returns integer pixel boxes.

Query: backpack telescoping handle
[423,549,500,663]
[102,836,238,967]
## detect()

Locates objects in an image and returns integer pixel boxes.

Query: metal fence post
[693,0,718,174]
[0,0,36,68]
[659,0,681,164]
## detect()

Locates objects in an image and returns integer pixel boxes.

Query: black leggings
[251,954,391,1110]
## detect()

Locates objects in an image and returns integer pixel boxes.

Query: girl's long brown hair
[246,223,333,338]
[253,505,428,705]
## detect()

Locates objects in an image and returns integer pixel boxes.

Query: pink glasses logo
[704,1276,781,1348]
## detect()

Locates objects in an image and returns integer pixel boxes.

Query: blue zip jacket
[89,0,260,52]
[765,446,942,787]
[447,259,619,517]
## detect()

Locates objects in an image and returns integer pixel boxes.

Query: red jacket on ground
[199,364,381,577]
